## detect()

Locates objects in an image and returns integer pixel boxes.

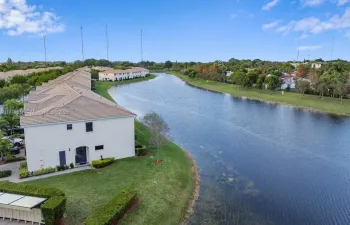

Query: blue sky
[1,0,350,62]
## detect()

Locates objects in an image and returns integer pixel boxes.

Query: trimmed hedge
[6,156,25,163]
[0,181,65,198]
[41,196,66,225]
[0,170,11,178]
[33,167,56,176]
[84,189,137,225]
[91,157,115,168]
[136,145,148,156]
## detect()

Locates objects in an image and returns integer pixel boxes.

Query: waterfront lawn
[95,75,156,101]
[27,75,194,224]
[171,72,350,116]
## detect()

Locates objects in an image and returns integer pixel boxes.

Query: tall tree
[3,99,24,136]
[142,112,170,163]
[334,82,347,104]
[296,79,310,97]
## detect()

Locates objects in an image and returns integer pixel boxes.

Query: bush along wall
[84,189,137,225]
[0,181,66,225]
[91,157,115,168]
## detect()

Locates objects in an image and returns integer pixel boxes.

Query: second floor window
[86,122,93,132]
[67,124,72,130]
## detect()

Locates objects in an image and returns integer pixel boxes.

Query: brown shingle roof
[21,68,135,126]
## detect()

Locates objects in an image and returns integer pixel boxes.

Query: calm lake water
[109,73,350,225]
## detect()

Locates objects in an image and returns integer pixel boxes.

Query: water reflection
[110,73,350,225]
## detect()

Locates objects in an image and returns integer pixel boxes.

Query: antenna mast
[106,24,109,60]
[331,36,334,61]
[80,26,85,61]
[141,30,143,62]
[43,35,47,62]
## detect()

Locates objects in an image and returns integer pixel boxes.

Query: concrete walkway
[0,162,91,183]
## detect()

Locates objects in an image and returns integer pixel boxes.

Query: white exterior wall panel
[24,117,135,171]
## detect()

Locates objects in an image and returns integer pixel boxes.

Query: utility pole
[296,41,300,62]
[331,36,334,61]
[141,30,143,62]
[80,26,85,61]
[43,35,47,63]
[106,24,109,61]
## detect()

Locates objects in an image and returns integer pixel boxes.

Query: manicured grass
[95,75,156,102]
[27,75,194,225]
[169,71,350,116]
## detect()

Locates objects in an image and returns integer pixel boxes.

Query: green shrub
[19,168,29,179]
[19,161,27,169]
[0,181,65,198]
[64,165,69,170]
[84,189,136,225]
[32,167,56,176]
[41,196,66,225]
[136,145,148,156]
[91,157,115,168]
[6,156,25,163]
[0,170,11,178]
[56,165,61,171]
[69,163,74,169]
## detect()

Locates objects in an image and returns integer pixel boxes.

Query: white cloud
[301,0,325,6]
[262,0,279,11]
[298,45,322,51]
[265,8,350,37]
[299,33,310,39]
[338,0,350,5]
[262,20,281,30]
[0,0,64,36]
[230,10,254,20]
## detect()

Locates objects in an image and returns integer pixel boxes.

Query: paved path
[0,161,20,182]
[0,162,91,183]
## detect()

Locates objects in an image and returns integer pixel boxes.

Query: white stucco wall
[24,116,135,171]
[99,70,149,81]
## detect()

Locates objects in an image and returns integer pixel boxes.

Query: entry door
[59,151,66,166]
[76,147,87,165]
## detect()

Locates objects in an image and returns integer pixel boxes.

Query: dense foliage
[91,157,115,168]
[32,167,56,176]
[41,196,67,225]
[0,59,66,72]
[84,189,136,225]
[0,170,11,178]
[0,181,65,198]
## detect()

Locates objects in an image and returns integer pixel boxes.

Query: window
[95,145,104,151]
[67,124,72,130]
[86,122,93,132]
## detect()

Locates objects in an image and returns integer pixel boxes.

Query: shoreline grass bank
[28,75,198,225]
[164,71,350,117]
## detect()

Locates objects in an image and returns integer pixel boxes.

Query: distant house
[226,71,233,77]
[21,68,136,172]
[98,67,149,81]
[281,76,296,89]
[311,62,323,69]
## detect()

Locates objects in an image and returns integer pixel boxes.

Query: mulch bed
[155,160,163,165]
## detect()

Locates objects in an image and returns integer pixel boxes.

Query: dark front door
[59,151,66,166]
[75,147,87,165]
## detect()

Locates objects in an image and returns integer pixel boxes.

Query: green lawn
[168,71,350,116]
[28,75,194,225]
